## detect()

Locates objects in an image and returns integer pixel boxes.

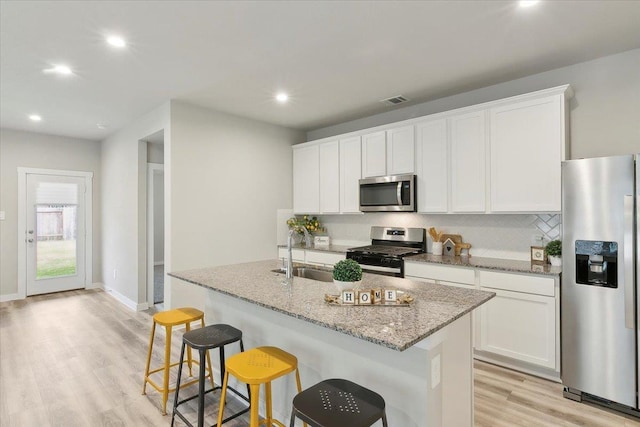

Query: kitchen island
[170,260,494,426]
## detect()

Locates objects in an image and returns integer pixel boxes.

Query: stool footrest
[173,385,251,426]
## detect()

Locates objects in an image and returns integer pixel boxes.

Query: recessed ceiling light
[519,0,540,7]
[276,93,289,103]
[96,123,109,130]
[107,36,126,48]
[29,114,42,122]
[43,64,73,75]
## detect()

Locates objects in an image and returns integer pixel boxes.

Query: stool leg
[205,347,215,390]
[216,371,230,427]
[185,322,193,377]
[382,412,389,427]
[197,348,206,427]
[265,382,273,426]
[171,342,187,427]
[142,321,156,395]
[240,339,251,401]
[162,325,172,415]
[289,408,297,427]
[293,369,307,427]
[248,384,260,427]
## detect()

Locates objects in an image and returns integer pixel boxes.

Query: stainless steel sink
[271,267,333,282]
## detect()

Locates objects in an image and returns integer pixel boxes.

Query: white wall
[167,101,304,310]
[307,49,640,159]
[0,128,102,297]
[101,103,169,308]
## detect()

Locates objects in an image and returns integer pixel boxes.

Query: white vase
[432,242,443,256]
[333,279,361,293]
[549,255,562,267]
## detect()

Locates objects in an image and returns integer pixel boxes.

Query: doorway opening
[145,130,165,308]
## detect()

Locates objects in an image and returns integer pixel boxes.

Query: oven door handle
[396,182,403,206]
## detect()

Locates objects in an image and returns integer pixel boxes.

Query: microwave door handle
[396,182,403,206]
[623,195,634,329]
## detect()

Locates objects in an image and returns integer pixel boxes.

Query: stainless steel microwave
[359,174,416,212]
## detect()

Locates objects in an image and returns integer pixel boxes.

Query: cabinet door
[319,141,340,213]
[339,136,362,213]
[477,288,556,369]
[362,131,387,178]
[386,125,415,175]
[450,111,486,212]
[416,119,448,213]
[293,145,320,214]
[490,95,564,212]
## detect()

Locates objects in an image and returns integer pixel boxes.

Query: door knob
[28,230,34,234]
[28,239,34,243]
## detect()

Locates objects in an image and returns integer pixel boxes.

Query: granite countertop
[169,260,495,352]
[405,253,562,276]
[277,243,352,254]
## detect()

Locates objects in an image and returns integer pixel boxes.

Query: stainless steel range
[347,226,426,277]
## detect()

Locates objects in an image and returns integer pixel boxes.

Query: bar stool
[216,346,303,427]
[142,307,207,415]
[171,324,250,427]
[289,379,388,427]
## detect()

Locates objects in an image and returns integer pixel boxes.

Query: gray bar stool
[171,324,250,427]
[289,378,388,427]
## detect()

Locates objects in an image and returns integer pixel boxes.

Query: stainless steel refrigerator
[562,154,639,416]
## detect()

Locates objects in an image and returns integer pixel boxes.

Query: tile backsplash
[314,213,562,261]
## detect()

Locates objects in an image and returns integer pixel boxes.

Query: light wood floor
[1,289,639,426]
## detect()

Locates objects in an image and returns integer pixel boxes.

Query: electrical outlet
[113,269,117,279]
[531,234,545,246]
[431,354,441,389]
[0,211,5,220]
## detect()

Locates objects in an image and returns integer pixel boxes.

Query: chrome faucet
[286,227,312,280]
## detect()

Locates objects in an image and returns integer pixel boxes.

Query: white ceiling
[2,1,640,141]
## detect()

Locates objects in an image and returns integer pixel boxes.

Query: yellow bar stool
[217,346,303,427]
[142,307,213,415]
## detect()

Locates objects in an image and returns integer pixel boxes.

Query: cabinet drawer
[478,270,554,297]
[404,262,475,285]
[305,250,344,267]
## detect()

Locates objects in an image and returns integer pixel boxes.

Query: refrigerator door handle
[623,195,634,330]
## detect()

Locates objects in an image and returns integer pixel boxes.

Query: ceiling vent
[381,95,409,106]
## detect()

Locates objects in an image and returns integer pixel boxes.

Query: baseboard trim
[104,286,149,312]
[0,293,22,303]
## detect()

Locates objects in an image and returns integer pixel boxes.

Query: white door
[26,174,87,295]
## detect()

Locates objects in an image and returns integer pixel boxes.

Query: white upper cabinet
[386,125,415,175]
[293,144,319,214]
[416,119,448,213]
[450,111,486,213]
[361,131,387,178]
[319,140,340,214]
[489,94,565,212]
[339,136,362,213]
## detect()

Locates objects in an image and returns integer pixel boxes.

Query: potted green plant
[332,259,363,292]
[545,240,562,267]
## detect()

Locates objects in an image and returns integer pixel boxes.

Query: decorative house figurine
[443,238,456,256]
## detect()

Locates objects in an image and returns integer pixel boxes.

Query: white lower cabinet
[277,248,344,268]
[404,261,560,380]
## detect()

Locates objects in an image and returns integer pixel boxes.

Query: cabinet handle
[623,195,634,329]
[396,182,402,206]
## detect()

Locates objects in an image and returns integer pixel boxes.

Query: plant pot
[549,255,562,267]
[333,279,361,293]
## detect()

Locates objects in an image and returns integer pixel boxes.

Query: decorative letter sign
[342,290,355,304]
[384,289,397,303]
[358,291,371,305]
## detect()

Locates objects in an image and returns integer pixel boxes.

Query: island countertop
[169,260,495,351]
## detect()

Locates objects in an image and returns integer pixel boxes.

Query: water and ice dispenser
[574,240,618,288]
